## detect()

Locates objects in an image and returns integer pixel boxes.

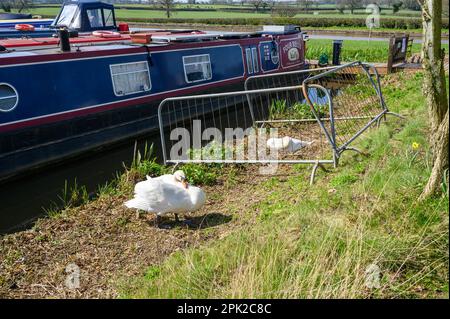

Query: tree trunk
[420,109,449,199]
[419,0,449,199]
[421,0,448,135]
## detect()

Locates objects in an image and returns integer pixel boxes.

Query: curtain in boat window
[110,62,151,96]
[251,47,259,73]
[245,48,253,74]
[183,55,212,83]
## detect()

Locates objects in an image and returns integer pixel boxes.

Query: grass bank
[121,71,449,299]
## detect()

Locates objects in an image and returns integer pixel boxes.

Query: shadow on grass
[153,212,232,230]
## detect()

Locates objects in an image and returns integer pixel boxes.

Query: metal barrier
[245,61,403,162]
[158,85,336,183]
[157,61,403,183]
[244,65,335,124]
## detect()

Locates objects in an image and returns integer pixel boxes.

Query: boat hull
[0,80,246,183]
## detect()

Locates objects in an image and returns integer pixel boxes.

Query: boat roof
[0,26,304,61]
[0,43,143,60]
[0,19,53,24]
[0,33,131,49]
[65,0,110,3]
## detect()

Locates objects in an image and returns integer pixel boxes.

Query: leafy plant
[269,100,288,119]
[131,143,168,178]
[181,163,220,186]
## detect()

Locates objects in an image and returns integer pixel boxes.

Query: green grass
[120,71,449,299]
[302,25,436,33]
[306,39,449,62]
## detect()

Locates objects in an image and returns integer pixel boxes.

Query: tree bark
[420,0,448,135]
[420,109,449,199]
[419,0,449,198]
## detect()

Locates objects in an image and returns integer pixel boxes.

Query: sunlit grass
[306,39,449,62]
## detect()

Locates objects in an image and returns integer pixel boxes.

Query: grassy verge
[120,71,449,299]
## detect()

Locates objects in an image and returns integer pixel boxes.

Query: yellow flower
[412,142,420,150]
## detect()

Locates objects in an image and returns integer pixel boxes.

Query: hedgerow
[114,17,448,30]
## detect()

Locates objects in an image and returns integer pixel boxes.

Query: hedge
[117,17,449,30]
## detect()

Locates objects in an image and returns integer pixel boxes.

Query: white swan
[124,173,206,226]
[144,170,187,187]
[266,136,312,153]
[132,171,188,217]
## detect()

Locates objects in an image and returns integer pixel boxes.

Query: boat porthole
[0,83,19,112]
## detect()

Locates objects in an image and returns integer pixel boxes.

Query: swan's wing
[135,180,192,213]
[134,179,155,194]
[155,184,193,213]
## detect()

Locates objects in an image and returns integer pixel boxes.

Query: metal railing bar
[166,159,335,164]
[336,110,387,153]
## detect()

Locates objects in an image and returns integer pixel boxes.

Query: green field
[5,5,445,32]
[306,39,449,62]
[17,7,424,20]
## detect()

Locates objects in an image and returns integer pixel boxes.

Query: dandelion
[412,142,420,150]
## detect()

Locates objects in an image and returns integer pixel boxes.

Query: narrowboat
[0,0,119,39]
[0,22,308,182]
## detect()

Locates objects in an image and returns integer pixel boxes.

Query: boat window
[110,62,151,96]
[251,47,259,73]
[55,4,78,27]
[103,9,115,27]
[245,48,254,74]
[71,10,81,29]
[183,54,212,83]
[0,83,18,112]
[87,9,104,28]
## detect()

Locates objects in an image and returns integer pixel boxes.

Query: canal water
[0,131,164,234]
